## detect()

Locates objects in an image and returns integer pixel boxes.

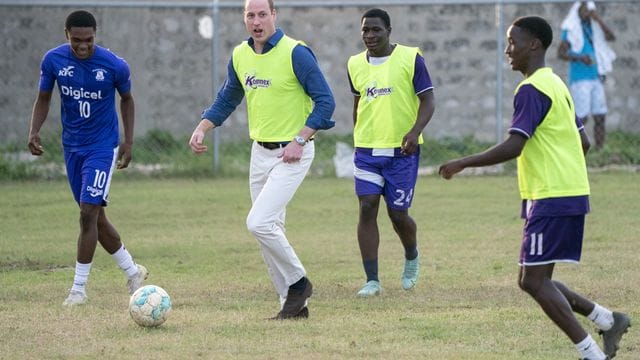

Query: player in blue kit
[439,16,629,359]
[27,10,148,306]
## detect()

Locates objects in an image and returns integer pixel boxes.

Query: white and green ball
[129,285,172,327]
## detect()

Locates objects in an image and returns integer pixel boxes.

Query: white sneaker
[401,254,420,290]
[62,290,88,307]
[127,264,149,294]
[357,280,382,297]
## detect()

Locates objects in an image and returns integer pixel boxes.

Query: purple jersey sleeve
[348,72,359,96]
[413,53,433,94]
[508,84,551,139]
[575,114,585,132]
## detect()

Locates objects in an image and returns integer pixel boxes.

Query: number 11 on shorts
[529,233,543,256]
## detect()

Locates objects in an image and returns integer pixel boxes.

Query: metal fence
[1,0,638,178]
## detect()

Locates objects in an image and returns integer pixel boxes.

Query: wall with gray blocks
[1,2,638,144]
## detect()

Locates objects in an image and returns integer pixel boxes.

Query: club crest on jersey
[243,72,271,90]
[58,66,75,77]
[93,68,107,81]
[364,81,393,102]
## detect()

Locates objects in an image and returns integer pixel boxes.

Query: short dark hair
[512,16,553,49]
[65,10,97,31]
[362,8,391,28]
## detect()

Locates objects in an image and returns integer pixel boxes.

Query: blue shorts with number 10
[64,147,118,206]
[353,147,420,210]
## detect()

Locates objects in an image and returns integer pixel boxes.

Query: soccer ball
[129,285,172,327]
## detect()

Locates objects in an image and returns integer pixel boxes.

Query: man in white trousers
[189,0,335,319]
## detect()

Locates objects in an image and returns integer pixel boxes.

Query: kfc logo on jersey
[58,66,75,77]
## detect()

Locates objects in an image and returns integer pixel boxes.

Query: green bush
[2,130,638,180]
[585,131,640,167]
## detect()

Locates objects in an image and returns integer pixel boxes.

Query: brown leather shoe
[271,280,313,320]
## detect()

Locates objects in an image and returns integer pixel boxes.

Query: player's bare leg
[96,207,148,294]
[77,203,102,263]
[519,265,607,359]
[387,208,417,251]
[357,194,382,296]
[519,264,587,342]
[63,203,101,306]
[387,207,419,289]
[358,194,381,260]
[554,280,631,358]
[97,207,122,254]
[552,280,595,316]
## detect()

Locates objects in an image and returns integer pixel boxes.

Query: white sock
[588,303,614,331]
[71,262,91,293]
[575,334,606,360]
[111,245,138,278]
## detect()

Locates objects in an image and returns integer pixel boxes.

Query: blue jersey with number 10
[39,44,131,152]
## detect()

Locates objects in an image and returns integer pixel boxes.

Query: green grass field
[1,173,638,359]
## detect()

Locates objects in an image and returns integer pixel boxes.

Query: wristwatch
[293,135,307,146]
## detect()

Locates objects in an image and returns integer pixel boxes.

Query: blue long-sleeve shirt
[202,28,335,130]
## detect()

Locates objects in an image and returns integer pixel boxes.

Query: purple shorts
[353,147,420,210]
[518,215,585,266]
[64,147,118,206]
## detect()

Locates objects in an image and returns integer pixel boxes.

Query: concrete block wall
[1,2,638,144]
